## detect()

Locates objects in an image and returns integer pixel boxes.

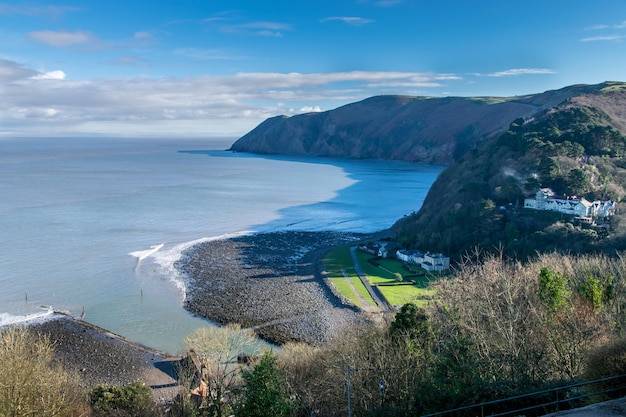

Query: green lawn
[325,245,442,309]
[325,246,376,307]
[378,285,436,308]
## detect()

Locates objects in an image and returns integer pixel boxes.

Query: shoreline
[2,229,393,400]
[25,313,182,402]
[176,229,394,345]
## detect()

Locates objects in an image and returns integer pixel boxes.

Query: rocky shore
[30,315,180,402]
[177,230,390,345]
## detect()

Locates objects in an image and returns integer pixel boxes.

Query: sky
[1,0,626,138]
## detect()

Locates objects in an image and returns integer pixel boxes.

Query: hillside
[393,82,626,260]
[230,81,626,260]
[229,83,613,164]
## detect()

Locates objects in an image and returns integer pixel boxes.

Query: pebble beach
[10,230,389,400]
[29,315,181,402]
[177,230,389,345]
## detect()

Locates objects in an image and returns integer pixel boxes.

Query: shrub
[584,338,626,400]
[89,381,156,417]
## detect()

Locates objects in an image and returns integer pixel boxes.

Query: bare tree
[184,324,265,417]
[0,327,87,417]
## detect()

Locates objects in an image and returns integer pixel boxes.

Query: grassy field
[325,246,377,308]
[378,285,437,308]
[325,245,443,309]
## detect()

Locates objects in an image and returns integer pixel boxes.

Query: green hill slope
[392,82,626,260]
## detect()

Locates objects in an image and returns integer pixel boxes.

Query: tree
[580,276,603,310]
[0,327,86,417]
[184,324,264,417]
[539,267,571,312]
[538,157,560,185]
[566,168,590,196]
[390,303,433,343]
[237,352,296,417]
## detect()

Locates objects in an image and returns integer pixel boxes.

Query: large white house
[396,249,450,272]
[422,253,451,272]
[524,188,616,218]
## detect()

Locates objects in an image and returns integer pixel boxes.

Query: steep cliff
[230,83,614,164]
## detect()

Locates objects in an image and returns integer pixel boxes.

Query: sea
[0,136,444,354]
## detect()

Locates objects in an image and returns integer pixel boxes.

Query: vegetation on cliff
[393,82,626,260]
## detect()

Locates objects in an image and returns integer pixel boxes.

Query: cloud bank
[0,59,555,137]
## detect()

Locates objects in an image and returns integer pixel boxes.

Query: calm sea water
[0,137,443,354]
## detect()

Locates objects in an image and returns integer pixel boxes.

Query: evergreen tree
[237,352,296,417]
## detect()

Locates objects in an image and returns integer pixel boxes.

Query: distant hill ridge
[229,82,626,164]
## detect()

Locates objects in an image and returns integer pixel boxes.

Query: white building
[422,253,450,272]
[396,249,424,264]
[396,249,450,272]
[524,188,615,218]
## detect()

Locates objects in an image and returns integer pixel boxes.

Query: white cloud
[27,30,96,47]
[220,21,293,36]
[485,68,556,77]
[31,70,66,80]
[299,106,322,113]
[585,24,610,31]
[581,19,626,41]
[0,60,462,137]
[173,47,235,60]
[320,16,375,26]
[581,35,624,42]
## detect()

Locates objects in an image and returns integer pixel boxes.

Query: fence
[421,374,626,417]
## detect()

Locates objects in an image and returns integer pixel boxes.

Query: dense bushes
[259,252,626,416]
[89,382,156,417]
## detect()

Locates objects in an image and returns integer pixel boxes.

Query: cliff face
[229,83,617,164]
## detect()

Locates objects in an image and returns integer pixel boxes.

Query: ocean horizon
[0,136,444,354]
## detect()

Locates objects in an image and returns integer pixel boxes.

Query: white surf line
[129,243,165,273]
[0,306,55,327]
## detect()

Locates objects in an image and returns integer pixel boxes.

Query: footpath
[349,246,390,312]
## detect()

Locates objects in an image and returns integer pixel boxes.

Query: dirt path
[341,268,374,308]
[349,246,390,311]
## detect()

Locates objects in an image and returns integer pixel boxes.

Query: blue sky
[1,0,626,138]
